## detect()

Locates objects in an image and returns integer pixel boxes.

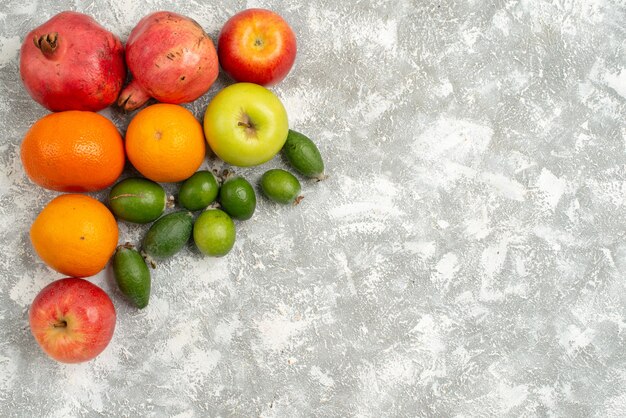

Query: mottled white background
[1,0,626,416]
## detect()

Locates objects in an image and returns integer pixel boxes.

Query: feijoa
[178,171,219,211]
[193,209,236,257]
[260,169,302,204]
[113,244,151,309]
[219,176,256,220]
[109,177,166,223]
[142,211,193,259]
[282,130,325,179]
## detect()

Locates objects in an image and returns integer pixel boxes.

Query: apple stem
[53,320,67,328]
[237,113,256,132]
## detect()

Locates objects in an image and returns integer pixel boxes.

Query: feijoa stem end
[118,242,135,251]
[141,251,157,269]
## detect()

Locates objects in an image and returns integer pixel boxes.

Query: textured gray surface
[1,0,626,416]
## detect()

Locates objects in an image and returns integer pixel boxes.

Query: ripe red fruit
[29,278,116,363]
[19,11,126,112]
[118,11,219,111]
[218,9,297,86]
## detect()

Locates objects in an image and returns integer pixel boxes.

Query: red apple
[218,8,297,86]
[29,278,116,363]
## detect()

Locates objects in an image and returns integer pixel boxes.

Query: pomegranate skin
[19,11,126,112]
[118,11,219,111]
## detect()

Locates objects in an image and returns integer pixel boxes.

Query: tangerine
[125,104,206,182]
[30,194,119,278]
[21,111,125,192]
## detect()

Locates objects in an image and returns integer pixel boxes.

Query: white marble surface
[1,0,626,416]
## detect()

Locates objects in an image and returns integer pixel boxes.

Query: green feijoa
[113,244,151,309]
[260,169,302,204]
[109,177,166,224]
[193,209,236,257]
[178,171,219,211]
[142,211,194,259]
[282,130,325,179]
[219,176,256,220]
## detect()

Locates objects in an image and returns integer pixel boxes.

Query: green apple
[203,82,288,167]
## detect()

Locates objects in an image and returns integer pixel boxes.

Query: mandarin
[21,111,125,192]
[30,194,119,278]
[125,104,206,182]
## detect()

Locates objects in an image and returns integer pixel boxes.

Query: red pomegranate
[118,11,219,111]
[19,11,126,112]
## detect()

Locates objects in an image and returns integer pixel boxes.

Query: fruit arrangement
[19,9,325,363]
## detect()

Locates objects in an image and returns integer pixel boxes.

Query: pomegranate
[20,11,126,112]
[118,12,219,111]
